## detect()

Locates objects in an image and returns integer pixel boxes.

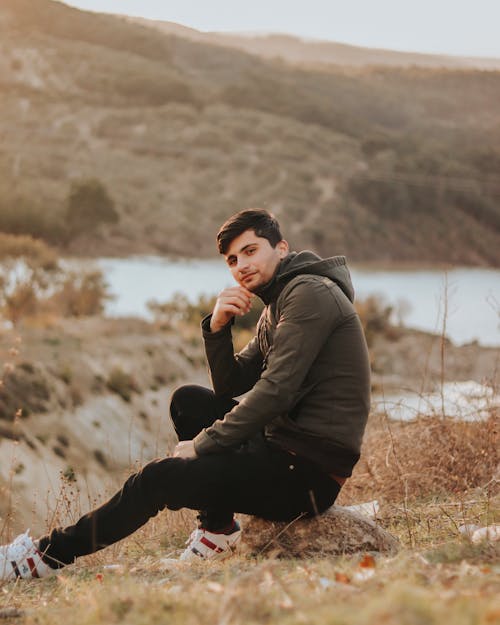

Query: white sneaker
[179,521,241,561]
[0,531,54,581]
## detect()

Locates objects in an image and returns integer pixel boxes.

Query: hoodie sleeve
[194,277,351,454]
[202,314,264,398]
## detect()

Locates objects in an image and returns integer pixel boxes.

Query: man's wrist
[210,318,225,333]
[202,313,232,337]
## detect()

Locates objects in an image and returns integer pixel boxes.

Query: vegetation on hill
[0,0,499,264]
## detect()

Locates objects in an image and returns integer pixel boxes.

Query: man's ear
[277,240,289,259]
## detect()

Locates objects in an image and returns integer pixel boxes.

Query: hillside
[0,0,499,264]
[129,16,500,71]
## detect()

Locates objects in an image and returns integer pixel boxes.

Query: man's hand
[173,440,197,459]
[210,286,253,333]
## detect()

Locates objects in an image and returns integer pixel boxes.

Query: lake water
[93,257,499,347]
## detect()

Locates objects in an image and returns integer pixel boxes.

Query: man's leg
[170,385,238,531]
[37,443,340,568]
[170,385,237,442]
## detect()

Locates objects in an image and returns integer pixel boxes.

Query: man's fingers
[220,286,253,300]
[221,304,246,317]
[219,294,252,311]
[211,286,254,331]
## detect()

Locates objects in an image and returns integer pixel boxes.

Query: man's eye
[228,258,236,266]
[247,248,256,255]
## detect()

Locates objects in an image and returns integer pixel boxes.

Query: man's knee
[135,456,199,512]
[169,385,217,441]
[170,385,210,419]
[134,457,182,503]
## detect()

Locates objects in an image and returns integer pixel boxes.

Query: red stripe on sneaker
[27,557,39,578]
[10,561,21,578]
[200,536,223,552]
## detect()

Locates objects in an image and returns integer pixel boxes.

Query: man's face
[224,229,289,291]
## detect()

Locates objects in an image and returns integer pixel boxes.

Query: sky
[60,0,500,59]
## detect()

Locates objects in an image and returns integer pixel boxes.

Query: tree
[65,178,118,238]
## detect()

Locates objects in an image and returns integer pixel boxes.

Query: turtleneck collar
[253,259,287,305]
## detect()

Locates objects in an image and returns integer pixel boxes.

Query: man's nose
[237,256,250,271]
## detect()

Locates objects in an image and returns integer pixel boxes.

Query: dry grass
[341,412,499,505]
[1,412,499,624]
[0,506,498,625]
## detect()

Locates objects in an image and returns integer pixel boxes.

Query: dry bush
[355,295,399,347]
[0,362,51,421]
[48,270,111,317]
[0,233,58,270]
[106,367,141,402]
[342,412,499,504]
[0,235,111,322]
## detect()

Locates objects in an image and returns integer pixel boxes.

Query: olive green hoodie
[193,251,371,477]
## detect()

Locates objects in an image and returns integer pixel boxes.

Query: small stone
[0,608,24,619]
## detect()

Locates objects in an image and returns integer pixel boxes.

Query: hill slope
[1,0,499,264]
[128,16,500,71]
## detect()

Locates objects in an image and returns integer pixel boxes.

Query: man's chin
[241,274,260,290]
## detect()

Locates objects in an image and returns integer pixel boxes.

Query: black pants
[39,385,340,567]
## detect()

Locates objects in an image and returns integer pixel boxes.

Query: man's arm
[202,285,263,398]
[203,319,264,397]
[194,278,350,454]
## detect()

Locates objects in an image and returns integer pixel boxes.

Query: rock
[240,506,399,558]
[0,608,24,619]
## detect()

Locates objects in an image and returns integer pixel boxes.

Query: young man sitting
[0,209,370,579]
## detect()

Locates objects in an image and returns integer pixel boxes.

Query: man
[0,209,370,579]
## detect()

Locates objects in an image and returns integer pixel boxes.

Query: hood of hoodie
[255,251,354,304]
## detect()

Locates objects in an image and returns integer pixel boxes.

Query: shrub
[94,449,107,468]
[106,367,140,402]
[0,235,60,324]
[49,270,112,317]
[0,364,51,421]
[62,466,76,482]
[3,282,38,326]
[0,199,68,246]
[57,365,73,385]
[0,237,112,323]
[65,178,118,238]
[0,233,58,269]
[52,445,66,459]
[355,295,395,346]
[56,434,69,448]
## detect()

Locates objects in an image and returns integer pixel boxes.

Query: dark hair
[217,209,283,254]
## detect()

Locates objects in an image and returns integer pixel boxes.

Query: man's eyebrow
[225,242,258,261]
[239,243,257,253]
